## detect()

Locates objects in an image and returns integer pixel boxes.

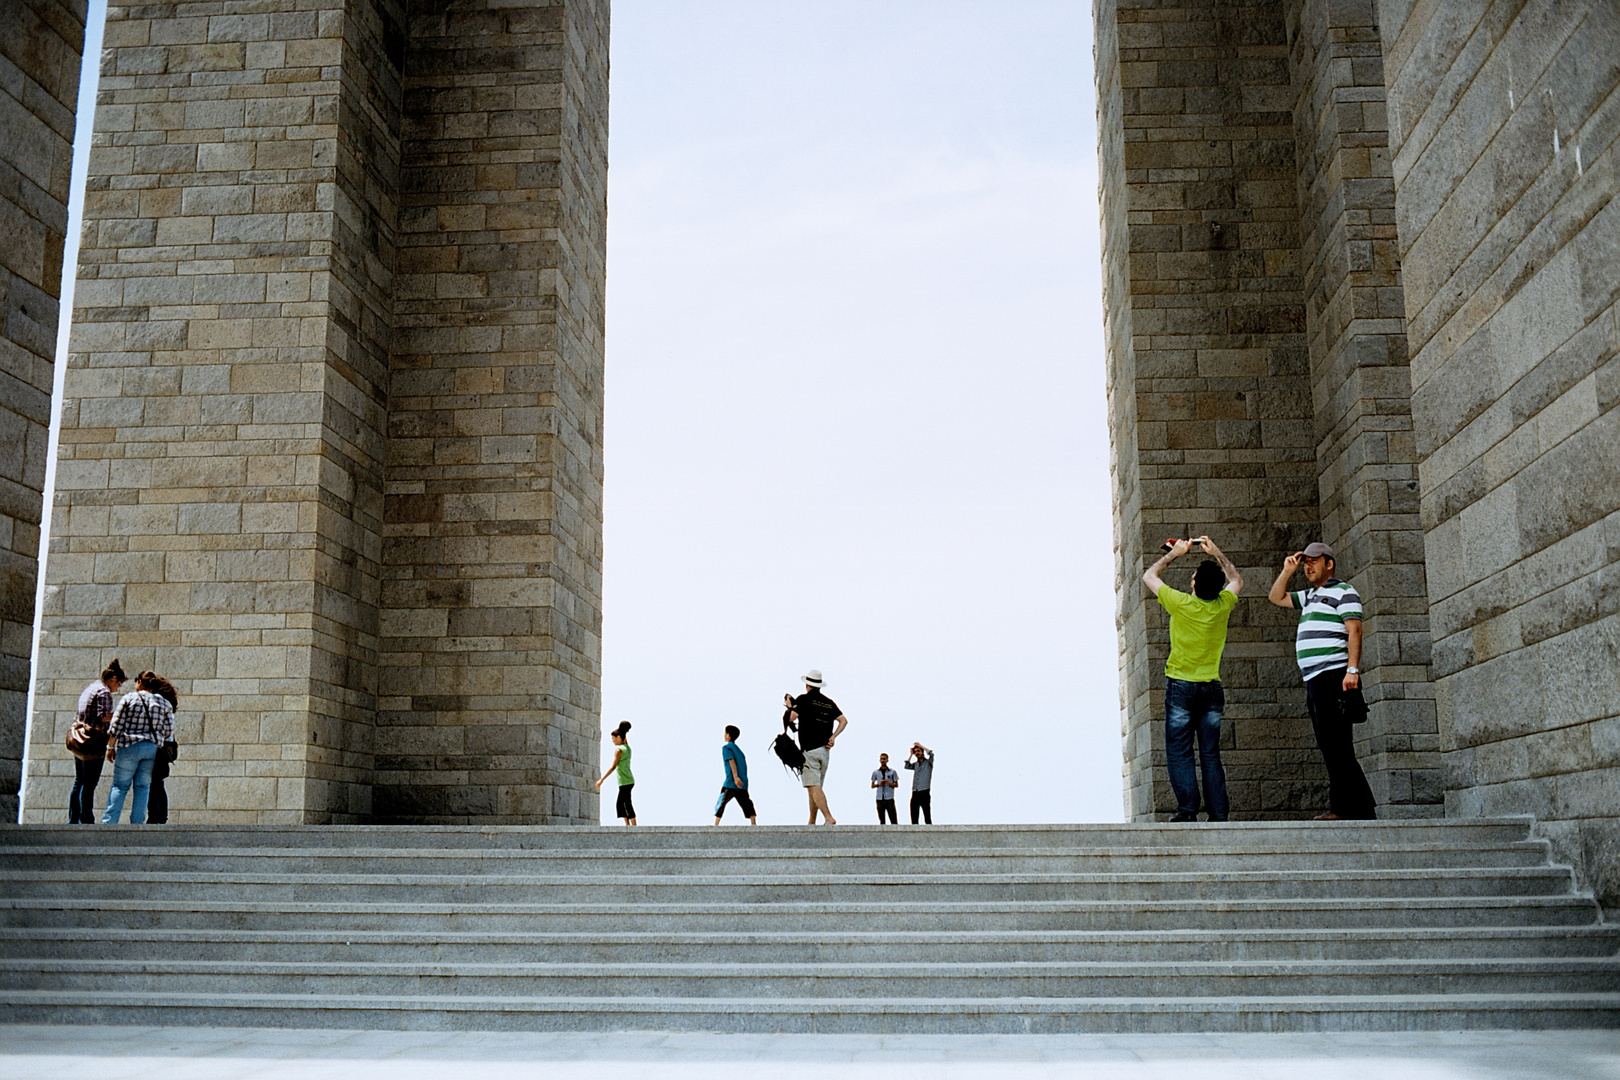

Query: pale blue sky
[602,1,1117,824]
[44,0,1121,825]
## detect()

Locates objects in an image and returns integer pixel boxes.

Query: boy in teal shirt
[714,725,757,824]
[1142,535,1242,821]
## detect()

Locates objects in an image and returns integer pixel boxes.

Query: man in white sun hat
[783,669,848,825]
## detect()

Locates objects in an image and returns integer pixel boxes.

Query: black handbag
[1342,686,1369,725]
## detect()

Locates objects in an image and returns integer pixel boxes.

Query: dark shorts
[715,787,755,819]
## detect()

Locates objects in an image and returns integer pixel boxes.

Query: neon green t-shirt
[1157,585,1237,683]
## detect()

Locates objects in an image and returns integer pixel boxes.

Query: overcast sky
[601,1,1119,824]
[47,0,1121,825]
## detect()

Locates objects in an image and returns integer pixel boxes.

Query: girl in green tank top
[595,721,636,824]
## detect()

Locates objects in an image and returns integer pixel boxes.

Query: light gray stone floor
[0,1027,1618,1079]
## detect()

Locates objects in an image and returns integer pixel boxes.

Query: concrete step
[0,842,1555,874]
[0,820,1542,850]
[5,957,1618,998]
[2,989,1618,1033]
[0,866,1576,903]
[4,926,1615,963]
[0,818,1607,1033]
[2,895,1601,932]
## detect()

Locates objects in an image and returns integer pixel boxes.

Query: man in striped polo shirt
[1268,541,1377,820]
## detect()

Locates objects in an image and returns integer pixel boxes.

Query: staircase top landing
[0,818,1538,851]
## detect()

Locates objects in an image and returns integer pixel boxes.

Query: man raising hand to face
[1269,542,1375,820]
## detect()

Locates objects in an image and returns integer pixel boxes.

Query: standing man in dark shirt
[904,742,934,824]
[784,669,848,825]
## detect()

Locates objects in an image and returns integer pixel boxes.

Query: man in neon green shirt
[1142,536,1243,821]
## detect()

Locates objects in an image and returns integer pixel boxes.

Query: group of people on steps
[65,541,1364,831]
[64,659,181,825]
[1143,536,1377,822]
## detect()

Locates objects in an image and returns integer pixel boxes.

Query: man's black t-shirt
[791,690,842,752]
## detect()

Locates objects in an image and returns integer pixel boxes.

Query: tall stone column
[1285,0,1437,815]
[1097,0,1328,819]
[376,0,606,823]
[22,0,606,824]
[25,0,390,822]
[0,0,85,819]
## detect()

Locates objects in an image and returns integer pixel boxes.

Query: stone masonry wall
[21,0,607,824]
[375,0,605,824]
[1098,0,1330,820]
[24,0,387,823]
[0,0,84,818]
[1284,0,1437,815]
[1374,0,1620,906]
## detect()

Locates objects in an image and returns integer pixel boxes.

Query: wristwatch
[1346,666,1359,674]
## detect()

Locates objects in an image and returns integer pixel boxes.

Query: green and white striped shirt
[1290,578,1362,681]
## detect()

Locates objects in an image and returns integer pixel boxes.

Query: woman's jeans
[101,741,158,824]
[69,754,104,824]
[1165,677,1228,820]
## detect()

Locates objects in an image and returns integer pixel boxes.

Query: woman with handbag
[101,670,175,825]
[66,659,126,823]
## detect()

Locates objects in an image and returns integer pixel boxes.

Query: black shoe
[1170,811,1198,822]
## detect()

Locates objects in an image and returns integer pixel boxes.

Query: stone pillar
[22,0,606,825]
[376,0,606,824]
[25,0,387,823]
[1097,0,1329,820]
[0,0,84,818]
[1285,0,1437,815]
[1375,0,1620,904]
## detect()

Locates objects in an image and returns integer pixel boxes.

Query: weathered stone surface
[0,0,85,819]
[1374,0,1620,908]
[1097,0,1620,845]
[377,0,606,824]
[1100,0,1619,899]
[1284,0,1437,815]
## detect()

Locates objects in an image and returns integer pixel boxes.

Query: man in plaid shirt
[102,671,174,825]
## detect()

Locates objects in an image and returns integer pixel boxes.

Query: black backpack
[772,703,805,773]
[772,733,805,773]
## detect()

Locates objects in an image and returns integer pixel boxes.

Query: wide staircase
[0,818,1615,1033]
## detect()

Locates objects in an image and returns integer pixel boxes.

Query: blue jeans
[69,753,104,823]
[101,741,158,824]
[1165,678,1228,820]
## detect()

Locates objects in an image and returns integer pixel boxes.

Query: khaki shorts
[801,746,830,788]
